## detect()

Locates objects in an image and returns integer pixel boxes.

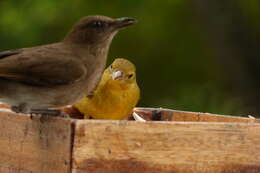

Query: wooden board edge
[134,107,260,123]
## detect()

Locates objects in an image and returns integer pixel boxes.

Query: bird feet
[11,103,30,114]
[11,104,70,119]
[30,109,70,118]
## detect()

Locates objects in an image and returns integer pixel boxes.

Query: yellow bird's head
[104,58,137,88]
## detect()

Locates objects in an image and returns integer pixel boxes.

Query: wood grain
[72,120,260,173]
[0,103,260,173]
[0,111,73,173]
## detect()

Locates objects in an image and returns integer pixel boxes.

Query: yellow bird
[74,58,140,120]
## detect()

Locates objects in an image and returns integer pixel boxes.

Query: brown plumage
[0,15,137,115]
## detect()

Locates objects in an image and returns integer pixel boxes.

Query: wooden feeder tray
[0,103,259,173]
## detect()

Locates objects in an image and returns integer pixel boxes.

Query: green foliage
[0,0,257,116]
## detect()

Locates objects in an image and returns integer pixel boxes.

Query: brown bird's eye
[110,65,113,69]
[128,74,134,79]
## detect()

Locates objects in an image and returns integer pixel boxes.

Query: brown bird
[0,15,137,116]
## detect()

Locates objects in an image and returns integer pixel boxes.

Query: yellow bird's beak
[111,71,124,80]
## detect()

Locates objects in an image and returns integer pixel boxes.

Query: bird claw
[30,109,71,119]
[59,111,71,118]
[11,103,30,114]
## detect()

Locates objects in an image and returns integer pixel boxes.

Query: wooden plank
[133,107,260,123]
[72,120,260,173]
[0,110,73,173]
[2,103,259,123]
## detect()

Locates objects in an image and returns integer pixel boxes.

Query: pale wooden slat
[0,111,73,173]
[134,107,260,123]
[72,120,260,173]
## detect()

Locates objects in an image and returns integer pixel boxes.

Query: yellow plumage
[74,58,140,120]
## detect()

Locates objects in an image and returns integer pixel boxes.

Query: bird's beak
[111,71,124,80]
[113,17,137,29]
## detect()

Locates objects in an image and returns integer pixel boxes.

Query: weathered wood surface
[133,107,260,123]
[0,110,73,173]
[72,120,260,173]
[0,102,260,173]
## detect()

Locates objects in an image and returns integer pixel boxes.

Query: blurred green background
[0,0,259,117]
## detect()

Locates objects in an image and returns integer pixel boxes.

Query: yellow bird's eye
[128,74,134,79]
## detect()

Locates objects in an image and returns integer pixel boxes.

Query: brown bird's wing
[0,47,87,86]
